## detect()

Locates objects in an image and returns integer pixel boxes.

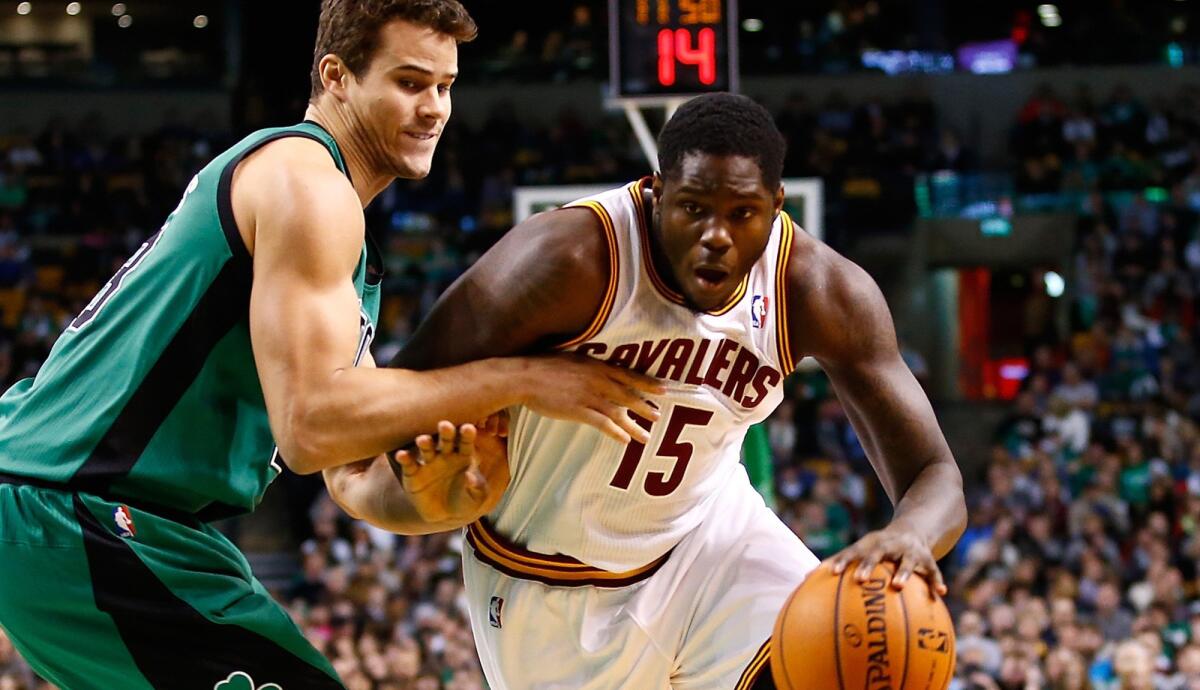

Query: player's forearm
[323,460,470,535]
[283,358,526,474]
[885,459,966,561]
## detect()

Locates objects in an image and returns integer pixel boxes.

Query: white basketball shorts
[461,468,820,689]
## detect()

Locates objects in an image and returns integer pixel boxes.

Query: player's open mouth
[406,132,437,141]
[693,266,729,288]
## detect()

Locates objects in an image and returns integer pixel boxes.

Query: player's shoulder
[505,205,610,278]
[236,136,359,221]
[782,229,891,355]
[229,136,362,269]
[784,230,876,305]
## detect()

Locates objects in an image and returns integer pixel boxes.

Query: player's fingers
[597,377,662,420]
[855,551,884,583]
[394,450,418,477]
[607,366,667,396]
[458,424,477,459]
[437,420,456,455]
[496,412,510,438]
[580,408,631,445]
[414,435,435,466]
[626,394,662,423]
[603,405,651,445]
[926,561,948,598]
[827,550,855,575]
[891,554,916,590]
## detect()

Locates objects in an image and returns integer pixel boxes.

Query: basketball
[771,563,955,690]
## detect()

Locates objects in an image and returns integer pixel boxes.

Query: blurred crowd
[937,103,1200,687]
[1,81,1200,688]
[1014,83,1200,197]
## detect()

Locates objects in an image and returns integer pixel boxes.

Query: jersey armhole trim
[553,200,620,351]
[216,131,338,272]
[774,213,797,374]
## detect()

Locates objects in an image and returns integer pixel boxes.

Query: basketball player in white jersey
[329,93,967,688]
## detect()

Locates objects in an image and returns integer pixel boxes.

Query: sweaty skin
[361,150,966,588]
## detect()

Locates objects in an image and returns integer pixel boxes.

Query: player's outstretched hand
[826,525,948,598]
[516,354,665,445]
[394,418,509,526]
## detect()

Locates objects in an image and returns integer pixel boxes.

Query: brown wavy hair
[310,0,477,99]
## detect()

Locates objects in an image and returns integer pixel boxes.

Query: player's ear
[774,184,785,215]
[318,54,352,101]
[652,172,664,202]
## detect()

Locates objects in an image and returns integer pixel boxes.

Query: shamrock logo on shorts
[213,671,283,690]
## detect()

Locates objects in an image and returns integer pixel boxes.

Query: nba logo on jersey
[113,506,136,539]
[751,295,769,329]
[489,596,504,629]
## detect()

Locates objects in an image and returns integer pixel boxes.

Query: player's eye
[681,201,702,215]
[733,207,755,220]
[438,84,452,94]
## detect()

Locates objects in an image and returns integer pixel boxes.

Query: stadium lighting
[742,18,764,32]
[117,12,131,27]
[1043,15,1062,27]
[16,2,32,15]
[111,2,124,15]
[1037,4,1058,17]
[193,14,208,28]
[65,2,80,15]
[1044,271,1065,298]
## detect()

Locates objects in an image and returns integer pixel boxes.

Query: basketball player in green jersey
[0,2,659,688]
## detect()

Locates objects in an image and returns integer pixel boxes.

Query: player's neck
[302,105,391,208]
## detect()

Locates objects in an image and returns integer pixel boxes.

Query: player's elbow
[938,459,968,553]
[276,437,326,475]
[275,399,339,475]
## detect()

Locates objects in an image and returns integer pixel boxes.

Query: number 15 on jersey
[610,404,714,497]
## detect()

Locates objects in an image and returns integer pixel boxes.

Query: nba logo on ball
[489,596,504,629]
[113,506,136,539]
[751,295,769,328]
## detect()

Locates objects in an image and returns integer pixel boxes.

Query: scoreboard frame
[608,0,740,102]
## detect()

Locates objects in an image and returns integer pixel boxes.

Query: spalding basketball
[771,563,955,690]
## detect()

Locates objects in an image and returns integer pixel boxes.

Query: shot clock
[609,0,739,100]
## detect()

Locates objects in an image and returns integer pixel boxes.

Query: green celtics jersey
[0,121,382,519]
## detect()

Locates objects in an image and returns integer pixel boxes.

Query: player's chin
[684,288,734,313]
[392,152,435,180]
[684,276,736,311]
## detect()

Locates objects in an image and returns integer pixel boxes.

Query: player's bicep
[393,208,609,370]
[245,167,364,446]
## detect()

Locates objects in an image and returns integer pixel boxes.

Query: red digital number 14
[657,28,717,87]
[610,405,714,496]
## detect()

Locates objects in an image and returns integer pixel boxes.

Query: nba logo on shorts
[751,295,769,329]
[113,505,136,539]
[489,596,504,629]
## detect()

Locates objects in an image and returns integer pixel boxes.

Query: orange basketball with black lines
[771,562,955,690]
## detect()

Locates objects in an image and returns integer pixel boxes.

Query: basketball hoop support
[610,96,688,171]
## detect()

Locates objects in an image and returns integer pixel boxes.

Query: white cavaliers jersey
[488,179,800,572]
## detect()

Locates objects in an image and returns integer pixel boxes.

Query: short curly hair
[657,93,786,190]
[310,0,477,100]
